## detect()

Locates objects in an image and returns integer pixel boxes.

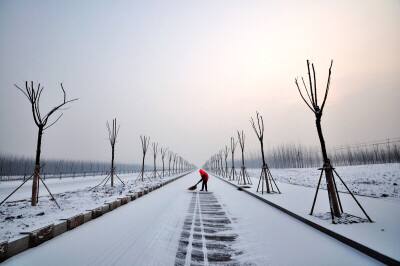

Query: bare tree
[295,60,371,222]
[250,112,280,194]
[215,153,220,176]
[138,135,150,181]
[237,131,252,185]
[90,119,125,189]
[177,155,180,174]
[168,151,173,176]
[179,156,183,173]
[151,142,160,178]
[229,137,238,181]
[161,147,168,177]
[208,156,213,173]
[295,60,342,217]
[219,151,223,177]
[13,81,77,206]
[212,154,217,174]
[178,156,182,173]
[173,153,177,174]
[106,119,123,187]
[223,146,230,178]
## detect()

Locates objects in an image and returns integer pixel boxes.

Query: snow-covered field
[249,163,400,198]
[0,172,148,202]
[0,172,186,242]
[219,163,400,261]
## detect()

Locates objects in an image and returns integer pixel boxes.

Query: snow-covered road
[4,172,380,265]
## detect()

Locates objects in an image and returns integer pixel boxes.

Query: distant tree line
[242,138,400,169]
[0,154,144,181]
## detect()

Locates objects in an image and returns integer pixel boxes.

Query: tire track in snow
[175,193,197,265]
[197,192,209,266]
[175,192,243,265]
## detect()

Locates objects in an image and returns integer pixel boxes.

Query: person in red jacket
[197,169,209,191]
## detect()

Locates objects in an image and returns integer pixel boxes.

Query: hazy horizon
[1,0,399,167]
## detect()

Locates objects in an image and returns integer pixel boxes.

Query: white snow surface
[221,163,400,261]
[0,172,185,242]
[3,172,380,265]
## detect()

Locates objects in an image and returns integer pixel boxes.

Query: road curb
[1,171,193,262]
[212,173,400,266]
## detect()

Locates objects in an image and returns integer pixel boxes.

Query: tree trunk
[316,115,341,217]
[141,154,145,181]
[111,145,115,187]
[260,142,266,167]
[241,151,246,185]
[315,115,328,162]
[324,162,341,217]
[225,158,228,177]
[260,141,270,192]
[32,126,43,206]
[154,155,156,177]
[220,157,223,175]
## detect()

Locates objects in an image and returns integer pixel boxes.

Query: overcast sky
[0,0,399,167]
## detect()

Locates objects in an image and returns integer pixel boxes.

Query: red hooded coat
[199,169,209,181]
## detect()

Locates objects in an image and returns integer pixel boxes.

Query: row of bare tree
[136,135,194,181]
[203,60,372,223]
[3,81,194,207]
[3,136,397,182]
[204,112,278,193]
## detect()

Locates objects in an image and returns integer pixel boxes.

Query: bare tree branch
[307,60,315,107]
[60,83,66,103]
[43,113,63,130]
[230,137,238,152]
[42,98,78,124]
[161,147,168,159]
[35,85,45,122]
[106,121,112,141]
[321,60,333,111]
[141,135,150,154]
[312,63,317,107]
[237,130,245,150]
[257,112,264,140]
[301,77,313,104]
[295,78,315,112]
[250,117,260,139]
[14,84,30,100]
[152,142,159,155]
